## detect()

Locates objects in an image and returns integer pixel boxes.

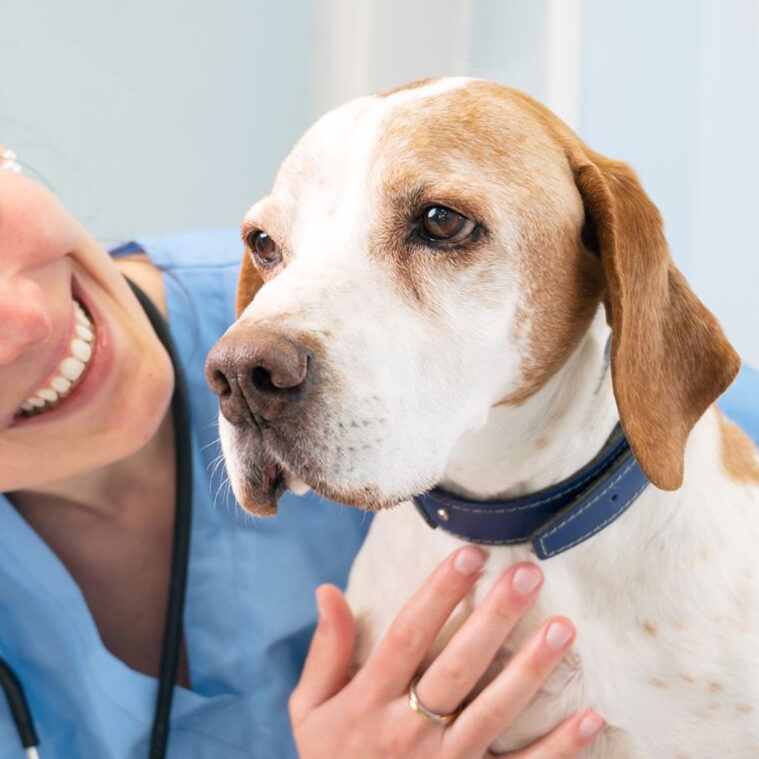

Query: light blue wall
[0,0,316,243]
[580,0,701,274]
[580,0,759,365]
[468,0,547,101]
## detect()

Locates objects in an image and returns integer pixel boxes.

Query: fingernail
[453,546,486,575]
[578,712,604,738]
[512,565,542,595]
[546,620,574,650]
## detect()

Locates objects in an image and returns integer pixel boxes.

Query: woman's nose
[0,276,54,365]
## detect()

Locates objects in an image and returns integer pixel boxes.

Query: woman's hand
[290,546,603,758]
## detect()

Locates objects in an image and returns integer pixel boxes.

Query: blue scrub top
[0,228,371,758]
[0,227,757,757]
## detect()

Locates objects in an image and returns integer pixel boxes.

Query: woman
[0,145,603,758]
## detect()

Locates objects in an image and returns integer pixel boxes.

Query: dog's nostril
[251,366,277,395]
[206,367,232,398]
[209,369,232,397]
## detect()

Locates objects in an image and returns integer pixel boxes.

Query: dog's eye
[247,231,281,266]
[419,206,476,243]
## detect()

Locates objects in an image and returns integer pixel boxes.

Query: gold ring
[408,676,462,726]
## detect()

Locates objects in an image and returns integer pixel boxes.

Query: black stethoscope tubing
[0,278,193,759]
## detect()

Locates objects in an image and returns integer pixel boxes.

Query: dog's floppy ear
[571,150,740,490]
[236,251,265,318]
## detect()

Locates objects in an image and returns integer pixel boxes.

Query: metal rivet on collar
[436,507,450,522]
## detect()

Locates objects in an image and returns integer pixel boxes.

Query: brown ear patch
[717,410,759,484]
[565,151,741,491]
[235,251,264,318]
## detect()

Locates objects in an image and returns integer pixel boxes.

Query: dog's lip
[263,439,403,510]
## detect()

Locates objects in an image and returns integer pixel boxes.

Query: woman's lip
[8,277,114,429]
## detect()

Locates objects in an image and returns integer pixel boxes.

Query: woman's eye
[247,231,281,266]
[419,206,476,243]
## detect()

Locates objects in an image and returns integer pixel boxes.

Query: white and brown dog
[206,78,759,757]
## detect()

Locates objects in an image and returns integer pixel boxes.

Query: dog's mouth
[236,437,397,515]
[238,453,289,515]
[235,438,314,516]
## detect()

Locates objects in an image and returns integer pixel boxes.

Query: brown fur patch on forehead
[370,79,604,398]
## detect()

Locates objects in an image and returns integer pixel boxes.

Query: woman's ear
[236,250,264,318]
[571,150,740,490]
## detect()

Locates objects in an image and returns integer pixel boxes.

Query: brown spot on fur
[679,674,695,684]
[736,704,754,714]
[649,677,668,689]
[642,621,658,637]
[709,682,724,694]
[236,250,264,317]
[535,437,549,450]
[717,409,759,484]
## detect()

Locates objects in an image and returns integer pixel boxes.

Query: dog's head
[206,78,739,515]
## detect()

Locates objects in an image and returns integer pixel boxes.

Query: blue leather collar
[413,424,649,559]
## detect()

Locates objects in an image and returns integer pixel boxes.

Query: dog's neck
[441,308,620,501]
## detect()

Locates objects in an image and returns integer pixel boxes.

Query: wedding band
[1,147,22,173]
[408,676,462,726]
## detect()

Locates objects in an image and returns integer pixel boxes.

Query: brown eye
[419,206,476,243]
[247,230,281,266]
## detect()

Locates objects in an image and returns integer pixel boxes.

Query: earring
[1,148,22,173]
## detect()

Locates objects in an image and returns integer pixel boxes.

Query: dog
[206,77,759,757]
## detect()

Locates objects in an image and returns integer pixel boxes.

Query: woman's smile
[16,294,96,417]
[9,272,116,430]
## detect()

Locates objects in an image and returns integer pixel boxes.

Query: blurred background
[1,0,757,364]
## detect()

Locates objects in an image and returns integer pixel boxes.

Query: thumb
[289,584,355,726]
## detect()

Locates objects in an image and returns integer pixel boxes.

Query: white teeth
[74,304,92,327]
[60,357,86,382]
[38,388,59,403]
[75,324,94,341]
[51,376,72,394]
[18,297,97,416]
[71,338,92,363]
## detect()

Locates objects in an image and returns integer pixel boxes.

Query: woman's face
[0,155,174,493]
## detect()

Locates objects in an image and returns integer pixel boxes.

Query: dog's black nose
[205,325,310,425]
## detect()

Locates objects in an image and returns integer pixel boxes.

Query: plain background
[1,0,757,365]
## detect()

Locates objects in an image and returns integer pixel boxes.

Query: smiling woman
[0,167,175,492]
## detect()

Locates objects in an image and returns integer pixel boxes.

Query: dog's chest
[346,499,759,758]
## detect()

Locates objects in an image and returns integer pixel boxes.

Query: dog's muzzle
[205,325,311,426]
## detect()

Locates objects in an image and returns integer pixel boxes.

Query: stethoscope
[0,279,193,759]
